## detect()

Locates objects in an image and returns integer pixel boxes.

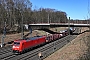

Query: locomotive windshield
[14,42,20,45]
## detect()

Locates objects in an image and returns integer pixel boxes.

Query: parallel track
[0,28,79,60]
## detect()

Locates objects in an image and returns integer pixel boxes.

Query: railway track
[0,46,12,54]
[0,28,79,60]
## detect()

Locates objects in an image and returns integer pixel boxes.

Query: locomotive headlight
[13,46,15,48]
[16,46,19,48]
[13,46,19,48]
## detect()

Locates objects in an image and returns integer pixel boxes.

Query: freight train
[12,27,75,54]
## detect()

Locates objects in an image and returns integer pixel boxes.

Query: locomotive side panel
[37,37,46,45]
[22,36,46,51]
[22,40,34,51]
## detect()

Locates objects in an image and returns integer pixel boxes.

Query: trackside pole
[1,36,5,47]
[21,11,24,39]
[67,17,70,43]
[68,17,70,35]
[1,22,6,47]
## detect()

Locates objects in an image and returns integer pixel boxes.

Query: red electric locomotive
[12,36,46,54]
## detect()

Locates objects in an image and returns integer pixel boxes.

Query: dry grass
[0,27,67,44]
[44,27,90,60]
[0,27,89,59]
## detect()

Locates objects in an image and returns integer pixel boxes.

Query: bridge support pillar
[89,26,90,31]
[88,26,90,31]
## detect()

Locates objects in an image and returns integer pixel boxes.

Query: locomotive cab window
[14,42,20,45]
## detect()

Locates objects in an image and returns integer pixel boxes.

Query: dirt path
[44,27,90,60]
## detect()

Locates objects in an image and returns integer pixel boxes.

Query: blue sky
[30,0,90,20]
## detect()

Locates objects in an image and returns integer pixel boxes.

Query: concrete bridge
[29,23,90,27]
[24,23,90,30]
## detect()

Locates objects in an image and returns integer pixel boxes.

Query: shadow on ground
[72,30,90,35]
